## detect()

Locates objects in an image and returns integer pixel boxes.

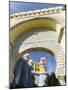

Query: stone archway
[10,16,65,84]
[10,17,61,45]
[18,40,65,78]
[10,40,65,83]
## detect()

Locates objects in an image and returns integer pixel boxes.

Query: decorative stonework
[18,40,65,77]
[10,40,65,79]
[10,6,65,85]
[10,7,65,19]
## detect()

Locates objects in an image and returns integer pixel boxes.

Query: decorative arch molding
[10,17,61,45]
[18,40,65,77]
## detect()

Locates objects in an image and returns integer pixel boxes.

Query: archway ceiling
[10,18,59,45]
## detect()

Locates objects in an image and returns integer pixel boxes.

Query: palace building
[10,6,66,85]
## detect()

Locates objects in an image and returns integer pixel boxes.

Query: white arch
[19,40,65,77]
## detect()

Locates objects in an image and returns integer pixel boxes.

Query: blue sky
[29,51,56,74]
[10,1,64,14]
[10,2,63,74]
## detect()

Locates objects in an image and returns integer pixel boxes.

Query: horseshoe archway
[18,40,65,77]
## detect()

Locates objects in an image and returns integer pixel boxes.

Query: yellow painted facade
[10,18,59,45]
[10,7,65,85]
